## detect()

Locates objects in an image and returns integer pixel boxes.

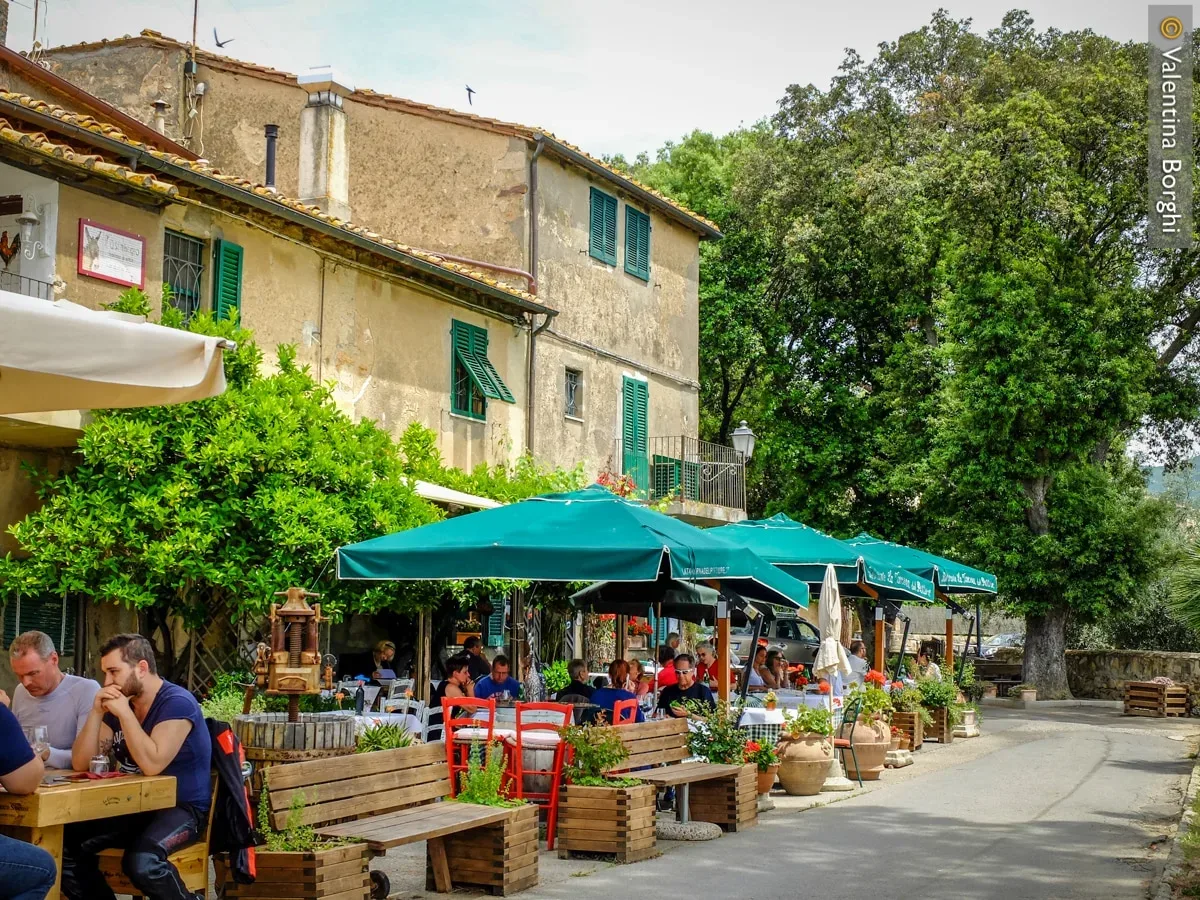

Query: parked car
[729,616,822,667]
[972,632,1025,660]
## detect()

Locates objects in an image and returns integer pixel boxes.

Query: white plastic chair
[421,705,444,743]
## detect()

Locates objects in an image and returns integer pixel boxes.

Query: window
[211,239,244,322]
[451,319,515,420]
[624,206,651,281]
[3,596,78,656]
[565,368,582,418]
[588,187,617,265]
[163,230,205,322]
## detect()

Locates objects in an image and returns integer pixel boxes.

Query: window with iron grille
[163,230,205,321]
[565,368,582,418]
[3,596,78,656]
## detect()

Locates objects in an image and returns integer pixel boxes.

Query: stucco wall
[1066,649,1200,701]
[535,156,700,387]
[42,44,185,134]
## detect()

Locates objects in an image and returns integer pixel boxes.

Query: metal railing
[0,271,53,300]
[613,435,747,512]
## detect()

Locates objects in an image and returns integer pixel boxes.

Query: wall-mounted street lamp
[731,420,756,461]
[16,206,46,260]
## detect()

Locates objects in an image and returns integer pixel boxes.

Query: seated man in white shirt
[847,640,870,684]
[0,630,99,769]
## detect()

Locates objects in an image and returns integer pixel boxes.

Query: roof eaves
[0,92,553,318]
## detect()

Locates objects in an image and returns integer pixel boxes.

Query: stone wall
[1066,649,1200,700]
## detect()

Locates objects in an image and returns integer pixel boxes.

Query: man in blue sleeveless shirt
[62,634,211,900]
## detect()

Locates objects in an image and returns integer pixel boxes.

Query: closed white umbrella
[0,291,230,414]
[813,564,854,792]
[812,564,851,680]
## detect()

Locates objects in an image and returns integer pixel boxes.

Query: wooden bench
[261,741,539,897]
[609,717,757,832]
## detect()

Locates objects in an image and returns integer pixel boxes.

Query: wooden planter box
[424,803,539,896]
[891,709,924,750]
[1125,681,1190,718]
[924,706,954,744]
[688,764,758,832]
[224,843,369,900]
[456,630,482,646]
[557,783,657,863]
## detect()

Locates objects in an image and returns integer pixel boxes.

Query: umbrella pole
[944,607,954,674]
[736,610,766,713]
[976,599,983,657]
[873,606,885,672]
[958,614,975,682]
[891,615,911,682]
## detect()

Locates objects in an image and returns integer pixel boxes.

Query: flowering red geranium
[890,681,904,691]
[817,679,831,694]
[864,669,887,687]
[792,675,809,687]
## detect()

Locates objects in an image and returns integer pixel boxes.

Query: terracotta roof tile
[42,30,719,235]
[0,88,542,305]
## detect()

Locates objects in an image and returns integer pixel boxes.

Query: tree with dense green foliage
[636,11,1200,695]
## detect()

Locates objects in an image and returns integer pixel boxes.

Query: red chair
[506,702,572,849]
[442,697,499,797]
[613,698,639,725]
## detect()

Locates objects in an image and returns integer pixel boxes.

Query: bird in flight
[213,28,234,48]
[465,85,475,106]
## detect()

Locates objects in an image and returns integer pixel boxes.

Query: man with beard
[63,634,211,900]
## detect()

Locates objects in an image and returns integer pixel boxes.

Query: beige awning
[413,479,501,510]
[0,291,230,414]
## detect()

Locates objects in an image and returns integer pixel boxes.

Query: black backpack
[206,718,261,884]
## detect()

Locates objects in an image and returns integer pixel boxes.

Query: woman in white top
[746,646,769,691]
[916,644,942,681]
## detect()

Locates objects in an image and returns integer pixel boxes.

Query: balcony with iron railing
[613,435,747,525]
[0,271,53,300]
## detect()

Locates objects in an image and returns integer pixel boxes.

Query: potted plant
[455,615,482,646]
[775,705,833,796]
[888,724,902,752]
[436,741,538,894]
[764,690,778,711]
[840,681,893,780]
[683,701,758,830]
[557,723,656,862]
[919,674,965,742]
[890,684,932,750]
[745,741,781,795]
[1012,683,1038,706]
[626,618,652,649]
[226,791,369,900]
[541,660,571,696]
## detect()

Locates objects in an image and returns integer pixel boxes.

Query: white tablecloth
[354,713,422,736]
[737,707,785,726]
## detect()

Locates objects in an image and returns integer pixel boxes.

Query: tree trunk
[1022,607,1071,699]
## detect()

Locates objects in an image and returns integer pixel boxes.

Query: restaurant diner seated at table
[0,702,58,900]
[554,659,595,702]
[591,660,644,723]
[473,654,522,701]
[656,653,715,717]
[64,633,212,900]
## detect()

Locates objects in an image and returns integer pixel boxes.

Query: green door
[622,377,649,494]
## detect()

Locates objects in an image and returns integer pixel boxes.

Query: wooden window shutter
[212,239,244,322]
[625,207,650,280]
[589,187,617,266]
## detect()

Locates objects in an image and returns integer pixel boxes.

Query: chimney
[152,99,170,135]
[297,67,352,220]
[264,124,279,192]
[0,1,9,47]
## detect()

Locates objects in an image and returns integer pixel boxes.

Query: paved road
[517,707,1197,900]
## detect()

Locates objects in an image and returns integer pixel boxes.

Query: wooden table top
[0,771,176,828]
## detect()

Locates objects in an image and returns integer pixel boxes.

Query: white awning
[413,479,501,510]
[0,291,230,414]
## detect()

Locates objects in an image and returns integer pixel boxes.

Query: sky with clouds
[9,1,1147,158]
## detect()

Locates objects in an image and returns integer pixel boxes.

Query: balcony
[615,435,747,526]
[0,272,53,300]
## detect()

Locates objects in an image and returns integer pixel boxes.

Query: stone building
[40,31,745,524]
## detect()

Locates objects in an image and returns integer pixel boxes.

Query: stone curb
[1151,743,1200,900]
[979,697,1124,709]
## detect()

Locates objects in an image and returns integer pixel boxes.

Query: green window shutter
[212,239,244,322]
[451,320,516,416]
[468,326,515,403]
[621,376,649,493]
[589,187,617,266]
[486,603,506,648]
[625,207,650,281]
[3,596,77,655]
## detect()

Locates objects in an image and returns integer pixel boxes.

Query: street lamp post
[730,420,756,461]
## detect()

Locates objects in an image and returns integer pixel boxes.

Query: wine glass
[28,726,49,761]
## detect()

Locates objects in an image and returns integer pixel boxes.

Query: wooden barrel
[233,712,357,790]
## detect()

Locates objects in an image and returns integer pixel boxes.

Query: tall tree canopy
[638,10,1200,694]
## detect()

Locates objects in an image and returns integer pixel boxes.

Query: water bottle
[354,683,365,715]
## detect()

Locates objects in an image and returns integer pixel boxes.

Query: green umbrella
[845,533,998,595]
[709,513,936,603]
[337,484,809,609]
[569,578,762,626]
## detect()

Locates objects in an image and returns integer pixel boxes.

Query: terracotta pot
[756,764,779,795]
[838,716,889,781]
[765,701,777,711]
[898,734,911,751]
[1019,689,1037,704]
[775,733,832,796]
[982,683,998,699]
[889,735,901,752]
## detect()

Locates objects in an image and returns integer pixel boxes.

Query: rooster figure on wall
[0,230,21,267]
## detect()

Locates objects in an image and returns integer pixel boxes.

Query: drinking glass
[29,726,49,760]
